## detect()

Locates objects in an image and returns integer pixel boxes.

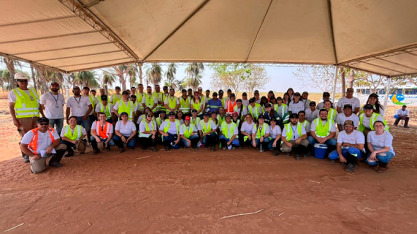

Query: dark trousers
[201,132,218,147]
[238,133,251,147]
[139,135,157,149]
[162,134,178,146]
[394,117,409,127]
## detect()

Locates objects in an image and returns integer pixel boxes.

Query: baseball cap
[168,112,175,116]
[130,95,136,98]
[258,114,264,119]
[185,116,191,121]
[344,120,354,126]
[232,112,238,116]
[402,105,407,107]
[276,97,282,101]
[363,104,374,110]
[50,81,59,86]
[231,93,235,97]
[14,72,29,80]
[309,101,316,106]
[160,110,166,114]
[219,90,224,94]
[203,112,209,116]
[37,117,49,123]
[101,95,108,101]
[343,104,352,109]
[227,89,232,92]
[191,109,197,113]
[294,92,301,96]
[323,92,330,97]
[182,89,187,93]
[249,98,255,103]
[213,92,218,96]
[122,91,129,95]
[264,103,272,108]
[290,113,298,119]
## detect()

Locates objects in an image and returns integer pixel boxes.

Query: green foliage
[146,63,163,85]
[73,71,100,88]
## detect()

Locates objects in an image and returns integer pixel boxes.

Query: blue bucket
[314,144,328,159]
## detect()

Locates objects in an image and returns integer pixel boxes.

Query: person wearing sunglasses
[9,72,45,163]
[113,112,137,152]
[20,117,67,173]
[139,112,158,152]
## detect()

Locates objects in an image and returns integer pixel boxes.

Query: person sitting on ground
[159,112,181,151]
[305,101,318,123]
[358,104,389,138]
[360,93,385,116]
[217,107,226,126]
[231,112,241,129]
[239,114,254,147]
[281,113,309,160]
[198,112,218,151]
[139,112,157,152]
[176,111,184,125]
[252,115,270,152]
[179,116,200,150]
[263,103,280,125]
[337,88,361,114]
[329,120,365,172]
[323,100,337,121]
[274,97,289,127]
[394,105,410,128]
[20,117,67,173]
[219,114,240,150]
[60,116,86,157]
[289,92,305,115]
[268,118,281,156]
[211,111,219,129]
[366,121,395,173]
[190,109,201,127]
[308,109,337,157]
[248,98,262,122]
[90,112,115,154]
[336,104,359,131]
[155,110,166,128]
[113,112,137,152]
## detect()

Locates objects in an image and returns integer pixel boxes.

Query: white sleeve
[277,126,282,135]
[353,115,360,128]
[86,98,91,105]
[406,110,410,115]
[233,125,239,135]
[384,133,393,148]
[52,130,60,140]
[337,132,344,143]
[137,116,142,124]
[139,122,146,133]
[265,125,271,134]
[8,91,17,103]
[115,121,121,131]
[113,102,119,111]
[282,126,287,137]
[179,125,184,135]
[354,98,361,109]
[306,122,311,132]
[337,98,344,107]
[330,123,337,132]
[197,122,202,131]
[159,121,166,131]
[357,131,365,144]
[95,105,100,112]
[176,98,180,104]
[91,121,97,130]
[81,127,87,135]
[164,98,169,105]
[21,131,34,144]
[66,98,72,108]
[211,121,218,130]
[109,124,114,133]
[310,122,316,132]
[40,94,47,105]
[60,127,66,138]
[130,122,136,131]
[301,126,307,135]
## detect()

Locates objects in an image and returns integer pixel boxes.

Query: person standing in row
[301,91,311,110]
[207,92,223,113]
[110,86,121,105]
[317,92,330,110]
[289,92,305,115]
[136,84,145,113]
[60,116,87,157]
[95,95,114,123]
[191,91,204,116]
[305,101,318,123]
[154,85,163,114]
[90,112,114,154]
[142,86,158,113]
[179,90,192,116]
[40,81,65,135]
[225,94,237,115]
[9,72,44,163]
[337,88,360,114]
[281,113,309,160]
[248,98,262,122]
[66,86,92,145]
[113,91,135,121]
[164,88,180,113]
[84,87,98,125]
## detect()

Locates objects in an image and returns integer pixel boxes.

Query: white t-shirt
[139,120,157,133]
[91,121,114,133]
[198,120,218,132]
[362,115,383,129]
[115,120,136,136]
[396,109,409,116]
[21,129,60,154]
[337,130,365,145]
[367,131,395,155]
[317,102,325,110]
[40,92,65,119]
[305,108,318,123]
[282,124,307,140]
[60,125,87,138]
[241,121,255,134]
[66,96,92,117]
[268,125,282,139]
[310,119,337,132]
[8,89,35,103]
[242,99,249,107]
[289,101,305,114]
[337,97,360,111]
[337,113,360,130]
[159,120,180,135]
[221,122,239,136]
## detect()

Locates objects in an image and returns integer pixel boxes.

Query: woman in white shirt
[113,112,137,152]
[366,121,395,172]
[268,118,281,156]
[239,114,255,147]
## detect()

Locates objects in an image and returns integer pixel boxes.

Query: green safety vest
[166,96,178,109]
[221,121,237,139]
[139,120,155,138]
[217,115,225,126]
[298,120,309,132]
[284,123,303,141]
[163,119,180,134]
[327,108,337,120]
[117,100,133,120]
[99,103,112,119]
[137,93,144,111]
[200,119,214,134]
[255,123,268,138]
[64,125,82,141]
[144,93,156,107]
[358,113,389,132]
[190,117,200,127]
[274,104,289,123]
[12,88,40,118]
[111,94,121,105]
[248,104,261,119]
[181,124,196,138]
[89,95,97,106]
[314,118,334,137]
[156,117,165,127]
[180,97,191,113]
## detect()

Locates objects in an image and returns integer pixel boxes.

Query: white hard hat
[14,72,29,80]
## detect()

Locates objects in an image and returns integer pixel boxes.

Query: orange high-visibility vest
[28,127,55,153]
[226,100,237,113]
[95,121,112,139]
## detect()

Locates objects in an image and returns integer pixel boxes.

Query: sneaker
[223,147,227,150]
[259,148,264,153]
[23,155,30,163]
[151,147,157,152]
[49,162,63,167]
[345,163,356,173]
[65,150,74,157]
[232,146,236,150]
[304,151,312,158]
[295,154,301,160]
[93,149,100,155]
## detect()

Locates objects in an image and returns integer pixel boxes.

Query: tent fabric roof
[0,0,416,76]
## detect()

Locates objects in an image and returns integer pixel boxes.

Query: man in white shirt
[337,88,360,114]
[329,120,365,172]
[20,117,67,173]
[336,104,359,131]
[394,105,410,128]
[40,82,65,135]
[66,86,93,144]
[289,92,305,114]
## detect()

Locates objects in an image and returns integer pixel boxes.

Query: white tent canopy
[0,0,416,76]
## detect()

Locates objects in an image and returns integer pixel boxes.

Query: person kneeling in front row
[180,116,200,150]
[113,112,137,153]
[281,113,309,160]
[159,112,181,151]
[366,121,395,173]
[219,114,240,150]
[60,116,87,157]
[252,115,270,152]
[20,117,67,174]
[329,120,365,172]
[139,113,157,152]
[90,112,115,154]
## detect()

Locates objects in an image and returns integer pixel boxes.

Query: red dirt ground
[0,98,417,233]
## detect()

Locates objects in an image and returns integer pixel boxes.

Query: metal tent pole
[383,76,392,118]
[332,65,338,103]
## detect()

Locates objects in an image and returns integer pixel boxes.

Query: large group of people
[9,72,403,174]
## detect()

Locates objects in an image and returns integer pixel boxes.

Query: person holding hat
[337,88,360,114]
[164,88,180,113]
[317,92,331,110]
[9,72,45,163]
[180,116,200,150]
[198,112,218,151]
[95,95,114,123]
[139,112,158,152]
[113,112,137,152]
[361,93,384,116]
[142,86,158,112]
[218,90,227,107]
[274,97,289,127]
[305,101,318,123]
[66,86,93,145]
[263,103,280,125]
[323,100,337,121]
[268,118,281,155]
[252,115,270,152]
[90,112,115,154]
[366,121,395,172]
[60,116,87,157]
[308,109,337,156]
[289,92,305,115]
[239,114,255,147]
[110,86,122,105]
[40,81,65,134]
[159,112,181,151]
[336,104,359,131]
[226,93,237,114]
[219,114,240,150]
[191,91,203,116]
[179,90,191,116]
[329,120,365,172]
[281,113,309,160]
[113,91,135,121]
[20,117,67,173]
[358,104,388,138]
[248,98,263,122]
[394,105,410,128]
[207,92,223,113]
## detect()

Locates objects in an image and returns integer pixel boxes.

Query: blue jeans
[49,118,64,135]
[113,135,137,148]
[201,132,217,145]
[219,135,240,146]
[181,135,199,147]
[307,136,337,146]
[268,138,280,150]
[162,134,178,143]
[329,147,363,160]
[254,137,270,147]
[366,151,395,166]
[76,116,91,133]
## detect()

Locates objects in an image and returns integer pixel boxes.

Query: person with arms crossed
[60,116,87,157]
[90,112,115,154]
[281,113,309,160]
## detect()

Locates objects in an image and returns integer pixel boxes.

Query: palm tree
[165,63,177,89]
[109,64,135,90]
[146,63,163,86]
[73,71,100,88]
[102,71,116,94]
[128,68,137,88]
[184,74,203,91]
[185,63,204,90]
